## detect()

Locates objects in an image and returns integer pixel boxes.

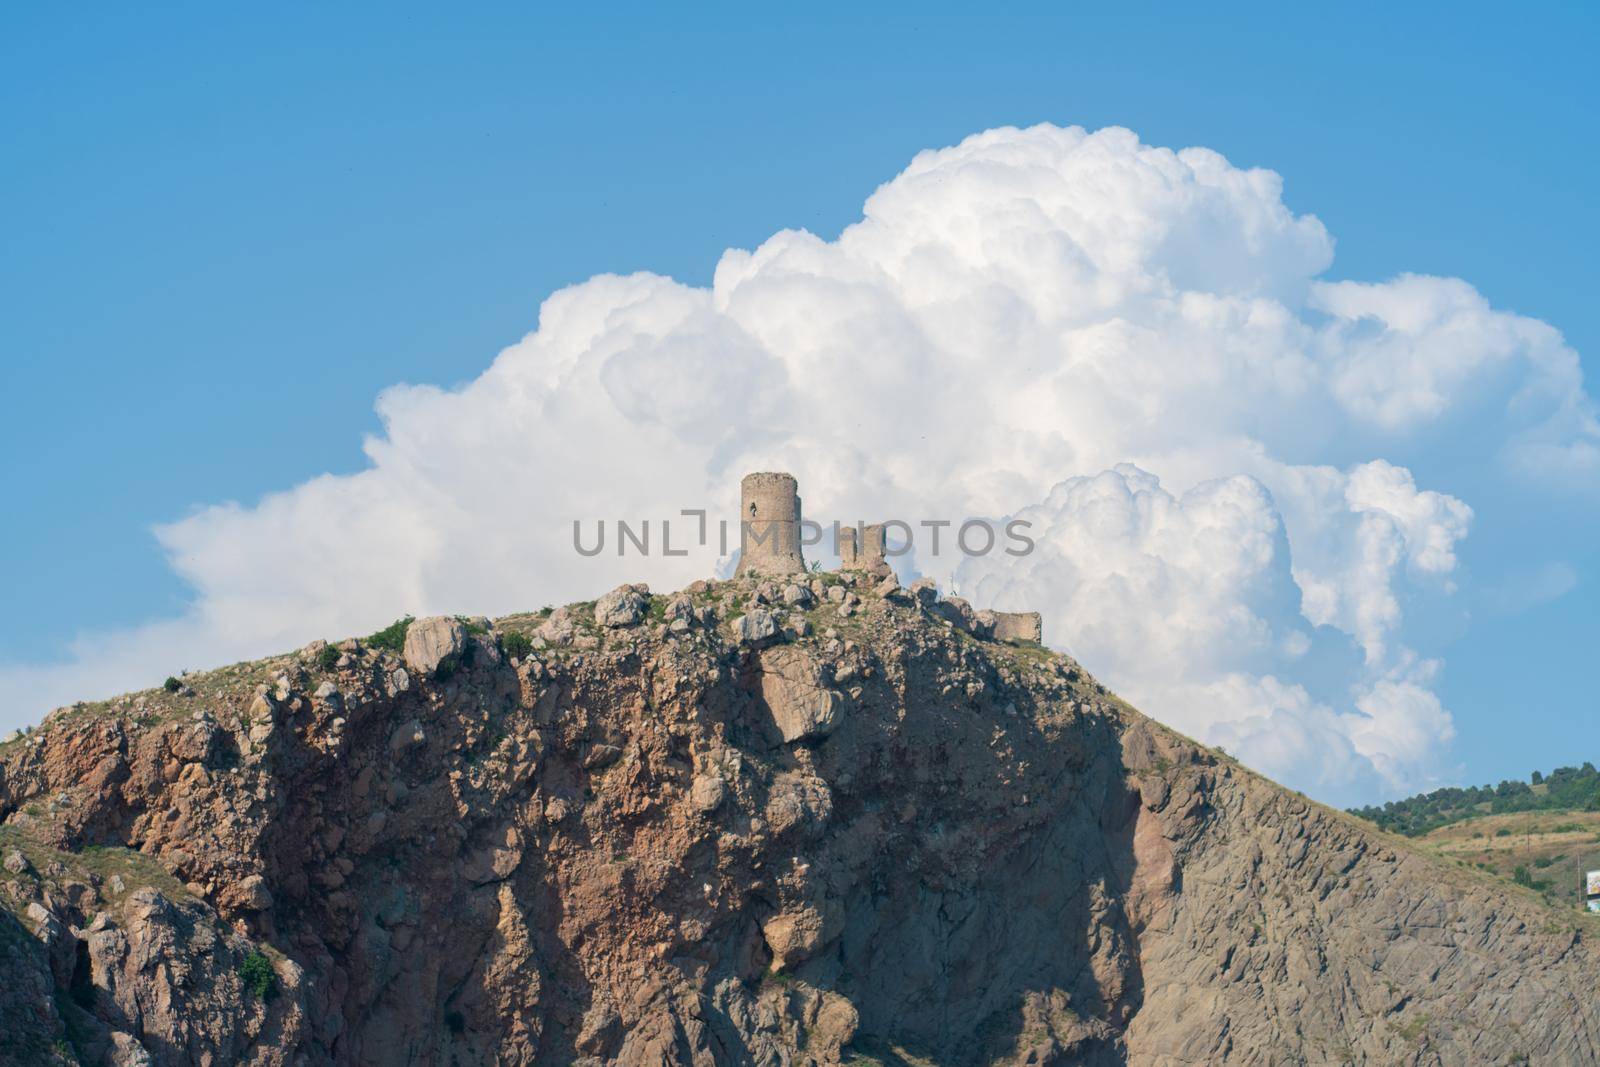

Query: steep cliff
[2,570,1597,1065]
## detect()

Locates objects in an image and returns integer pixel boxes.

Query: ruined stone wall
[990,611,1042,643]
[839,523,887,574]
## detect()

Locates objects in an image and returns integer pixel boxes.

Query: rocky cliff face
[3,571,1598,1066]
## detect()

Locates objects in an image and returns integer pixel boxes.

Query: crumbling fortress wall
[739,472,808,576]
[839,522,890,577]
[989,610,1042,643]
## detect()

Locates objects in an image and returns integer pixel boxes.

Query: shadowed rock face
[3,573,1600,1066]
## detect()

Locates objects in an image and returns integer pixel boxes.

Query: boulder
[761,901,842,971]
[729,609,780,647]
[594,584,649,628]
[755,646,841,743]
[933,596,979,633]
[537,606,577,644]
[403,616,467,678]
[386,668,411,697]
[234,874,274,912]
[247,693,276,722]
[663,595,695,624]
[764,770,833,835]
[690,774,727,813]
[801,989,860,1056]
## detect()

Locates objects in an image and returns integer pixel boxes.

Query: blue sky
[3,3,1596,801]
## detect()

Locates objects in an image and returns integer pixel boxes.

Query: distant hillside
[1350,763,1600,836]
[1413,809,1600,911]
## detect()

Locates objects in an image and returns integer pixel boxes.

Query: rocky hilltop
[3,569,1599,1066]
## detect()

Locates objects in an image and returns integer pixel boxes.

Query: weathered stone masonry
[739,472,808,576]
[747,472,1043,644]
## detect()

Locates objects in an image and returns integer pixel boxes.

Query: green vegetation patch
[366,615,414,653]
[238,949,277,999]
[1512,865,1553,892]
[501,631,533,661]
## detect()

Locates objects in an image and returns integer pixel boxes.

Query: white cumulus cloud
[954,464,1465,802]
[4,124,1595,804]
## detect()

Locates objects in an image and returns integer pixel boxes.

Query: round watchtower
[740,472,807,576]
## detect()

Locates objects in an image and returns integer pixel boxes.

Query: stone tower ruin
[739,472,807,576]
[839,522,891,577]
[734,469,1043,642]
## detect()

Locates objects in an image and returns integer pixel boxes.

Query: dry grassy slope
[1411,809,1600,910]
[3,572,1600,1065]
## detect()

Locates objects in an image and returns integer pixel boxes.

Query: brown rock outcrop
[402,616,468,678]
[752,645,841,743]
[3,576,1600,1065]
